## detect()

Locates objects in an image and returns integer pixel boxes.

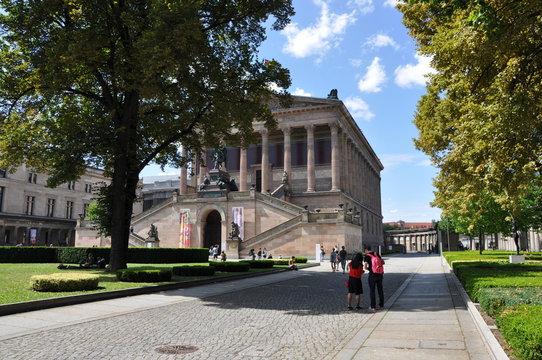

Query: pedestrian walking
[212,245,219,260]
[249,248,256,260]
[329,248,338,272]
[338,246,347,274]
[363,245,385,311]
[346,252,364,310]
[320,245,325,262]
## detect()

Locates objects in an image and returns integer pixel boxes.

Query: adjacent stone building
[113,93,384,258]
[0,165,107,246]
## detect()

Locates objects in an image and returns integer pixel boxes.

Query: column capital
[280,126,291,135]
[304,123,314,132]
[329,121,339,132]
[259,128,268,136]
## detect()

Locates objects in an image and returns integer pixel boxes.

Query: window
[28,173,37,184]
[65,201,74,219]
[0,168,6,178]
[47,198,55,217]
[25,196,35,215]
[83,203,90,219]
[68,181,76,190]
[0,186,4,212]
[84,184,92,193]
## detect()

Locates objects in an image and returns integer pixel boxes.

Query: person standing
[320,245,325,262]
[338,246,347,274]
[364,245,385,311]
[329,248,338,272]
[346,253,364,310]
[212,245,219,260]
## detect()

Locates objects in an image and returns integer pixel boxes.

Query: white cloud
[282,0,356,59]
[365,33,399,50]
[383,0,399,7]
[347,0,374,14]
[389,209,399,213]
[343,96,375,121]
[379,153,432,169]
[268,82,283,92]
[358,57,386,93]
[349,58,363,67]
[394,54,436,88]
[292,88,312,97]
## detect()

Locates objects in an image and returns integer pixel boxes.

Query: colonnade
[386,230,438,253]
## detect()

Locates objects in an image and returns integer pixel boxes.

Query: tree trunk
[478,230,484,255]
[514,231,520,255]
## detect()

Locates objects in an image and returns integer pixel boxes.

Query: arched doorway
[204,210,222,250]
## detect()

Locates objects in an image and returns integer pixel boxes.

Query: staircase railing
[240,214,303,250]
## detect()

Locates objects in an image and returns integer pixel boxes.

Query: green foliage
[116,269,172,282]
[0,246,58,263]
[126,248,209,263]
[443,250,542,264]
[56,247,110,264]
[496,305,542,360]
[294,257,308,263]
[208,261,250,272]
[399,0,542,226]
[239,260,275,268]
[0,0,294,271]
[30,273,100,292]
[171,266,215,277]
[478,287,542,317]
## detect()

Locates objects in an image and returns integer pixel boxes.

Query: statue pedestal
[225,236,240,259]
[146,237,160,248]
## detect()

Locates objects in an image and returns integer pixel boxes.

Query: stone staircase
[129,233,147,247]
[239,214,303,251]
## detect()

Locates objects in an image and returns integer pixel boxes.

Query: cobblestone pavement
[0,255,421,360]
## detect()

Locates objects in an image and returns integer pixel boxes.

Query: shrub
[30,273,100,292]
[172,266,215,276]
[240,260,274,268]
[56,247,110,264]
[295,257,308,263]
[116,269,172,282]
[208,261,250,272]
[272,259,290,266]
[478,287,542,317]
[0,246,57,263]
[126,248,208,263]
[496,305,542,360]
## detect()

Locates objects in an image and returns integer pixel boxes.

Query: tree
[0,0,294,271]
[399,0,542,222]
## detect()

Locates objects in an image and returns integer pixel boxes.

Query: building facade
[0,165,106,246]
[78,94,385,257]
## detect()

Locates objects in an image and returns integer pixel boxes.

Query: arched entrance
[204,210,222,250]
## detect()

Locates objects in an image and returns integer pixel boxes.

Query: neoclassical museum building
[77,92,384,258]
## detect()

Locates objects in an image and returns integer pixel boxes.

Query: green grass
[443,250,542,264]
[0,262,289,305]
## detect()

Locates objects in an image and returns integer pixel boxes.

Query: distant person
[329,248,338,272]
[267,253,273,259]
[220,251,227,262]
[320,245,325,262]
[80,253,95,268]
[338,246,347,274]
[288,256,298,271]
[249,248,256,260]
[346,253,364,310]
[263,247,268,259]
[257,248,262,260]
[364,246,385,311]
[212,245,219,260]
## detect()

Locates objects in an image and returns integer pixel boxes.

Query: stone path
[0,254,501,360]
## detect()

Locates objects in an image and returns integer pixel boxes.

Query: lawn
[443,251,542,360]
[0,262,287,305]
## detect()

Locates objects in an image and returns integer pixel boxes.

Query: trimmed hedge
[208,261,250,272]
[172,266,215,276]
[478,287,542,317]
[496,305,542,360]
[116,269,172,282]
[0,246,208,264]
[272,257,307,266]
[240,260,274,268]
[30,273,100,292]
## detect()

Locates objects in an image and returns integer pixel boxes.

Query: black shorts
[348,276,363,295]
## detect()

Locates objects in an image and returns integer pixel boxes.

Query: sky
[141,0,442,223]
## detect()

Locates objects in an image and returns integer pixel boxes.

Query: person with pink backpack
[363,245,385,311]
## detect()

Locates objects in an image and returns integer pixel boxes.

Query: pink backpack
[368,253,384,274]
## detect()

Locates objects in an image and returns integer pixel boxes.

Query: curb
[0,263,319,317]
[442,259,509,360]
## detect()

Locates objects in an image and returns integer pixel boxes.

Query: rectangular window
[68,181,76,190]
[83,203,89,219]
[47,198,55,217]
[65,201,74,219]
[0,186,4,212]
[315,138,331,165]
[291,141,307,166]
[84,184,92,193]
[25,195,35,215]
[28,173,37,183]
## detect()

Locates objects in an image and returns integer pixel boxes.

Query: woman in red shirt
[346,253,364,310]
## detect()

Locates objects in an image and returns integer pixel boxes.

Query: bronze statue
[148,223,158,240]
[230,221,240,238]
[212,145,227,170]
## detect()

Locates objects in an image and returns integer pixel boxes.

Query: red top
[348,261,364,278]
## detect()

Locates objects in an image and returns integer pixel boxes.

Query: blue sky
[141,0,442,223]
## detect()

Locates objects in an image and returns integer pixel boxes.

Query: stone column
[180,146,187,194]
[239,147,248,191]
[305,124,315,192]
[330,123,339,191]
[261,129,269,193]
[198,150,206,185]
[191,152,198,190]
[282,126,291,182]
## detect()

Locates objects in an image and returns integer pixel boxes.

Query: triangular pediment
[266,95,340,112]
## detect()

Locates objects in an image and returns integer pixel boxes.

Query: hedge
[0,246,208,264]
[478,287,542,317]
[240,260,274,268]
[496,305,542,360]
[172,266,215,276]
[272,258,307,266]
[30,273,100,292]
[116,269,172,282]
[208,261,250,272]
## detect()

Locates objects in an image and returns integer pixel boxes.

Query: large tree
[399,1,542,223]
[0,0,293,271]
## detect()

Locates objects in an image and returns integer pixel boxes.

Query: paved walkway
[0,255,502,359]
